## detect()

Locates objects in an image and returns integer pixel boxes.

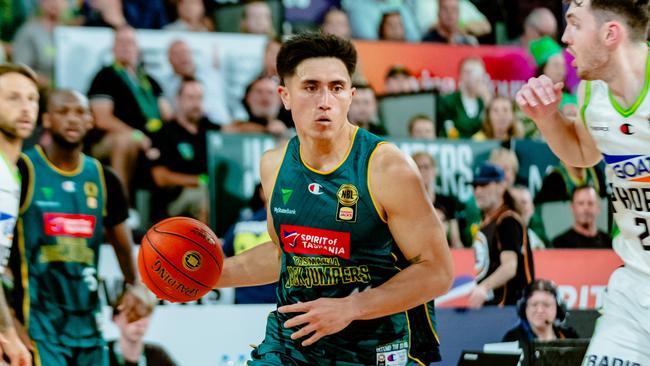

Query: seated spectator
[408,114,435,139]
[223,76,287,135]
[384,65,419,94]
[341,0,421,41]
[513,7,557,50]
[473,96,524,142]
[12,0,70,87]
[122,0,168,29]
[109,286,178,366]
[422,0,478,45]
[80,0,128,28]
[221,183,277,304]
[163,39,230,125]
[502,279,578,366]
[534,160,606,204]
[510,185,546,249]
[436,57,491,138]
[320,7,352,40]
[489,148,518,188]
[347,84,387,135]
[468,162,534,308]
[149,78,218,223]
[240,0,275,36]
[552,186,611,249]
[378,11,406,41]
[260,37,281,79]
[410,0,491,39]
[87,26,172,195]
[412,152,463,248]
[164,0,214,32]
[530,36,577,119]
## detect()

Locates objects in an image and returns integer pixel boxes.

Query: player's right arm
[213,146,285,289]
[516,76,601,167]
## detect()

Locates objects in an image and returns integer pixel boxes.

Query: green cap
[529,36,563,66]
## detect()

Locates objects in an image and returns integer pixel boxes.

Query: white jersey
[582,78,650,275]
[0,153,19,271]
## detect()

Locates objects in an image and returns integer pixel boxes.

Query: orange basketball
[138,217,224,302]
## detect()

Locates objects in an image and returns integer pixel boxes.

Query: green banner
[207,133,562,236]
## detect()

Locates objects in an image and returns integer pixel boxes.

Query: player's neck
[606,42,648,107]
[41,141,82,171]
[119,337,144,362]
[0,133,22,165]
[299,123,355,172]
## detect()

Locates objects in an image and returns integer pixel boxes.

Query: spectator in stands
[149,77,218,223]
[436,57,491,138]
[12,0,70,87]
[164,0,214,32]
[422,0,479,45]
[489,148,519,187]
[260,37,281,79]
[347,84,387,135]
[222,182,277,304]
[240,0,275,36]
[534,161,606,204]
[378,11,407,41]
[80,0,128,28]
[502,279,578,366]
[163,39,230,125]
[473,96,524,142]
[468,162,534,308]
[122,0,168,29]
[409,0,491,40]
[87,26,172,195]
[529,36,577,119]
[384,64,419,94]
[514,7,557,50]
[341,0,421,41]
[223,75,287,135]
[320,7,352,40]
[412,152,463,248]
[552,186,611,249]
[0,0,29,59]
[109,286,178,366]
[510,185,546,249]
[408,114,435,139]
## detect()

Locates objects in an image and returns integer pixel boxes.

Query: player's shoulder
[260,141,290,180]
[370,142,419,178]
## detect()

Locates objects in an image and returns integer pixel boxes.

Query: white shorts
[582,266,650,366]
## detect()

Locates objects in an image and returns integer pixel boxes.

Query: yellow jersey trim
[34,145,85,176]
[367,141,388,223]
[299,126,358,175]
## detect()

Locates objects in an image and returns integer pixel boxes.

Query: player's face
[44,92,93,146]
[562,0,610,80]
[525,291,557,330]
[279,57,354,140]
[0,72,39,141]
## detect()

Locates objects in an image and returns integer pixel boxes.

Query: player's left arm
[102,165,137,285]
[280,144,453,345]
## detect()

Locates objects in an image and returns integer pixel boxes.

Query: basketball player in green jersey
[215,33,453,365]
[0,64,39,366]
[12,89,138,366]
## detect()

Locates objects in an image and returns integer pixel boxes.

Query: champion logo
[620,123,634,135]
[308,183,324,195]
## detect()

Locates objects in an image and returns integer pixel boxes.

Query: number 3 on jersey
[636,218,650,250]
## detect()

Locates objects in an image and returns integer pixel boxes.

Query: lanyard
[111,63,162,133]
[113,341,147,366]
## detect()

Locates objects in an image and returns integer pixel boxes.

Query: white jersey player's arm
[516,76,602,167]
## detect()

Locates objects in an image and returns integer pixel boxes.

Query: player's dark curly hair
[564,0,650,41]
[276,33,357,85]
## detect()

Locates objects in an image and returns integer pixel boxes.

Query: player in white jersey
[0,64,39,365]
[516,1,650,365]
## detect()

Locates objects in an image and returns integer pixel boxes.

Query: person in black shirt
[468,162,534,308]
[149,77,219,223]
[503,279,579,366]
[109,286,177,366]
[552,185,611,249]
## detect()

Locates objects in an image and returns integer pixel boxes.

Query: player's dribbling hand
[0,329,32,366]
[515,75,564,121]
[278,297,356,347]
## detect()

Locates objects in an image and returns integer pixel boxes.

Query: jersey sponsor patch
[44,213,96,238]
[603,154,650,183]
[280,224,350,259]
[377,341,408,366]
